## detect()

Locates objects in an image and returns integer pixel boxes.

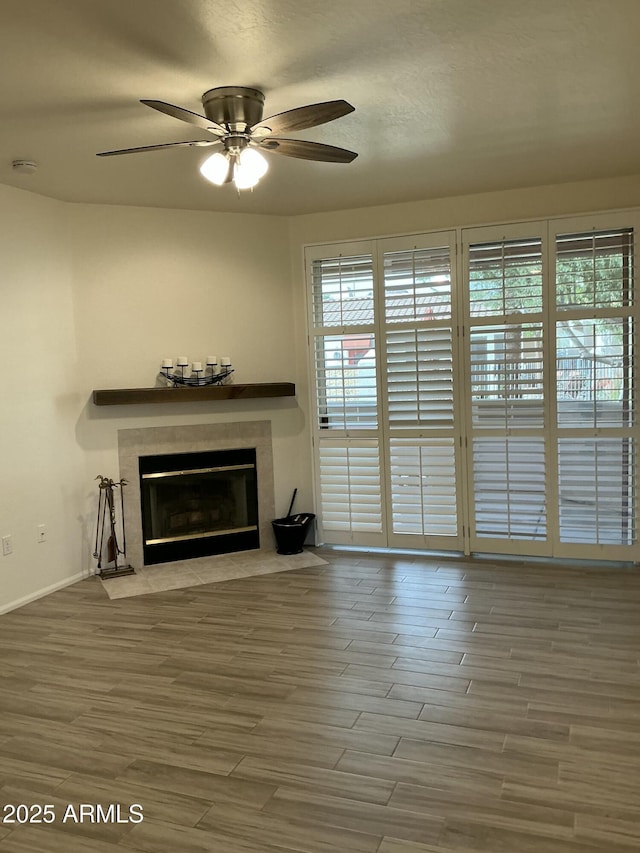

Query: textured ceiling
[1,0,640,215]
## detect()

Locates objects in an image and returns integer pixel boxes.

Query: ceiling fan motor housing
[202,87,265,130]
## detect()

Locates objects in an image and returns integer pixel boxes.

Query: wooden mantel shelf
[92,382,295,406]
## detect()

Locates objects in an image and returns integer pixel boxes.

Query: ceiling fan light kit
[200,143,269,190]
[97,86,357,192]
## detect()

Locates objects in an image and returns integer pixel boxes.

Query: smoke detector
[12,160,38,175]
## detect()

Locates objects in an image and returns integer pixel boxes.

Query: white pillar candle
[206,356,218,365]
[162,358,173,368]
[192,362,203,372]
[176,356,188,366]
[220,356,231,366]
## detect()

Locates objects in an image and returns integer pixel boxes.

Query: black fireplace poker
[286,488,298,520]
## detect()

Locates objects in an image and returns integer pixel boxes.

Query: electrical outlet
[37,524,47,544]
[2,535,13,556]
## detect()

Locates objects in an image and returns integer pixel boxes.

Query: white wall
[0,185,86,612]
[0,191,306,612]
[289,174,640,247]
[69,203,305,572]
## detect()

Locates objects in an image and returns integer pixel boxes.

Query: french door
[306,212,639,561]
[462,222,549,556]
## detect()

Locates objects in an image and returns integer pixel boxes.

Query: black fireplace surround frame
[139,447,259,566]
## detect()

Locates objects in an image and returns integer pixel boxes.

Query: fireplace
[139,448,259,565]
[117,421,276,574]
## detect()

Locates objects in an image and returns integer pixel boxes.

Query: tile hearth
[100,549,327,600]
[108,421,324,600]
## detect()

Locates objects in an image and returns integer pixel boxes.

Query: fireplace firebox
[139,448,259,565]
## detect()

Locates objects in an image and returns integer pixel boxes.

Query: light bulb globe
[234,148,269,189]
[200,152,230,185]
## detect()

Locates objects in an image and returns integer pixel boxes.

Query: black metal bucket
[272,513,315,555]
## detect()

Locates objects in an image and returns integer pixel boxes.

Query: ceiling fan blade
[97,139,219,157]
[251,100,354,136]
[141,100,227,135]
[259,138,358,163]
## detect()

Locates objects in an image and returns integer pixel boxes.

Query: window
[306,215,638,561]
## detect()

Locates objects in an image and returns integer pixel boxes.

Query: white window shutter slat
[386,327,454,429]
[319,441,383,533]
[390,439,458,536]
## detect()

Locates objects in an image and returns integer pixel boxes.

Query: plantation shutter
[307,243,385,546]
[389,438,458,537]
[318,441,383,537]
[557,438,636,546]
[472,436,547,541]
[307,215,638,561]
[311,253,377,431]
[463,226,549,554]
[379,235,464,549]
[553,224,637,555]
[386,327,454,429]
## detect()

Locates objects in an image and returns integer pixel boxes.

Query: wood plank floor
[0,549,639,852]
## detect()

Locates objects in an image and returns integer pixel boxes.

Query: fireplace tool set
[94,475,135,579]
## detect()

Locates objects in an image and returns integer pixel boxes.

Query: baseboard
[0,570,90,615]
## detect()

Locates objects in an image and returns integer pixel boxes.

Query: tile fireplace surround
[117,421,276,581]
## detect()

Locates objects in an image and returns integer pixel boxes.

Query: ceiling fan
[97,86,358,190]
